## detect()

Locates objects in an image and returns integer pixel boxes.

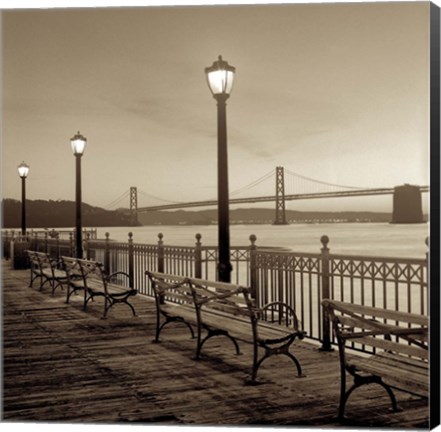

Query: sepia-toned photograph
[1,0,439,430]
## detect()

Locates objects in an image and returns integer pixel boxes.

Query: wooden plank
[348,355,428,397]
[350,336,428,360]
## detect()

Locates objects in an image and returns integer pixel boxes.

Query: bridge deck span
[134,186,429,213]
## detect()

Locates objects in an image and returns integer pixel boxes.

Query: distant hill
[137,208,394,225]
[2,199,139,229]
[2,199,407,228]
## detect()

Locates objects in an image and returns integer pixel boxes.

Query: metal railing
[251,235,428,348]
[2,229,429,351]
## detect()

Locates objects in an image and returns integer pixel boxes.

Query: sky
[2,0,431,213]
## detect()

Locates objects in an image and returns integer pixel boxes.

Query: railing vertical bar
[350,261,354,304]
[407,265,412,314]
[300,264,305,333]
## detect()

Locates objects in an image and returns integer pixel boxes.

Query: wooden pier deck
[2,260,429,428]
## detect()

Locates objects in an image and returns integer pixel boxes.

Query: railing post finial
[321,235,330,251]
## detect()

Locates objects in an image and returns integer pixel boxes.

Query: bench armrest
[106,271,130,281]
[259,301,303,333]
[51,257,64,269]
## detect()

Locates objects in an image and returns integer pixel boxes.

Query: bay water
[97,222,429,259]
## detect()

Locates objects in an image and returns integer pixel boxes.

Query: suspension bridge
[105,167,429,225]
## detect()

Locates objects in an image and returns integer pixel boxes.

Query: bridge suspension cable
[138,189,187,205]
[284,169,367,191]
[104,190,130,209]
[230,168,275,197]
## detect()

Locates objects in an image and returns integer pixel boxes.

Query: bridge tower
[130,186,138,225]
[274,166,288,225]
[392,184,424,223]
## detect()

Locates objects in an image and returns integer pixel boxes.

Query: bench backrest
[37,251,54,266]
[27,250,56,272]
[75,258,108,294]
[61,256,83,283]
[187,277,254,320]
[322,299,428,360]
[26,250,39,267]
[146,271,195,307]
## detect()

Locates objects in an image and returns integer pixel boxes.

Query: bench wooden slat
[199,311,254,343]
[338,314,428,337]
[163,293,193,305]
[376,351,429,370]
[348,354,429,397]
[347,335,428,360]
[190,277,243,292]
[325,299,428,326]
[160,303,198,324]
[203,301,251,318]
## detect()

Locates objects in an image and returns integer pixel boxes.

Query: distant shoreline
[1,198,429,228]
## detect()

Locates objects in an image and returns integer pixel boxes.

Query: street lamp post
[70,131,87,259]
[205,55,236,283]
[17,162,30,236]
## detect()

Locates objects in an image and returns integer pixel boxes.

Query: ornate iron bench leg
[125,300,136,317]
[84,294,94,311]
[51,280,64,296]
[378,380,399,412]
[338,374,399,420]
[338,382,357,420]
[153,314,163,343]
[197,328,241,361]
[29,271,38,288]
[103,297,114,319]
[40,278,52,291]
[66,286,73,303]
[155,315,195,343]
[249,350,267,384]
[249,336,304,384]
[284,351,304,377]
[172,316,195,338]
[102,297,137,319]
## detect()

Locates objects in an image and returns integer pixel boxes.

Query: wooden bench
[146,271,306,384]
[61,257,138,319]
[322,299,429,420]
[26,250,68,295]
